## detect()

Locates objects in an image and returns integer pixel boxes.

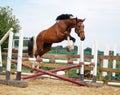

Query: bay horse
[28,14,85,58]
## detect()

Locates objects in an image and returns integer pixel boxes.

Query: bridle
[75,24,84,36]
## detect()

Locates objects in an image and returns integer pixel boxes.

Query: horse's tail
[28,36,37,57]
[28,37,34,57]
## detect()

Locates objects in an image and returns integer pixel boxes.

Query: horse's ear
[78,18,85,22]
[82,18,85,22]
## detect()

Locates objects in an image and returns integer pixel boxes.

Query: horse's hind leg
[39,43,52,56]
[35,40,44,57]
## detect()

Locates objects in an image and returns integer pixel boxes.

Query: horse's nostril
[81,37,85,41]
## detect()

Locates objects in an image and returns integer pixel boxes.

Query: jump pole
[92,41,98,82]
[6,31,13,80]
[21,62,84,79]
[16,31,24,80]
[12,60,86,86]
[79,41,84,81]
[22,57,94,65]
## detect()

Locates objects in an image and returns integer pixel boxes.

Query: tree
[0,6,21,49]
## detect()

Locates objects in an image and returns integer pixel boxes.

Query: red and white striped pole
[12,60,86,86]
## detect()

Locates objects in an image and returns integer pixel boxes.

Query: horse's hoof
[66,45,73,52]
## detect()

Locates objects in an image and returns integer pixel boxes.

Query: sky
[0,0,120,52]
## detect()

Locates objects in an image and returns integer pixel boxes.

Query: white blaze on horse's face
[79,23,85,41]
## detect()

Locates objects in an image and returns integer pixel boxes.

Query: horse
[28,14,85,58]
[66,18,85,51]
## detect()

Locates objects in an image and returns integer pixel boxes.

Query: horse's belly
[45,37,64,43]
[44,31,65,43]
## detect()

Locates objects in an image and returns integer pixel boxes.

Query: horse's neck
[56,21,67,30]
[67,27,72,33]
[56,21,72,33]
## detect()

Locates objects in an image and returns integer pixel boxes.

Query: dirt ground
[0,77,120,95]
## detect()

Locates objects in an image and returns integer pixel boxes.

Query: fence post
[80,41,84,81]
[112,44,117,79]
[92,41,98,82]
[0,45,2,72]
[102,45,109,77]
[16,31,24,80]
[6,31,13,80]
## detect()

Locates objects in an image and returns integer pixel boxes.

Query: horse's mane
[56,14,73,20]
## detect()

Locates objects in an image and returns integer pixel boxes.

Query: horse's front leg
[68,35,76,49]
[69,35,76,43]
[40,43,52,56]
[65,34,76,42]
[65,35,76,51]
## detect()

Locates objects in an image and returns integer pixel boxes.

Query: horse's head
[75,18,85,41]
